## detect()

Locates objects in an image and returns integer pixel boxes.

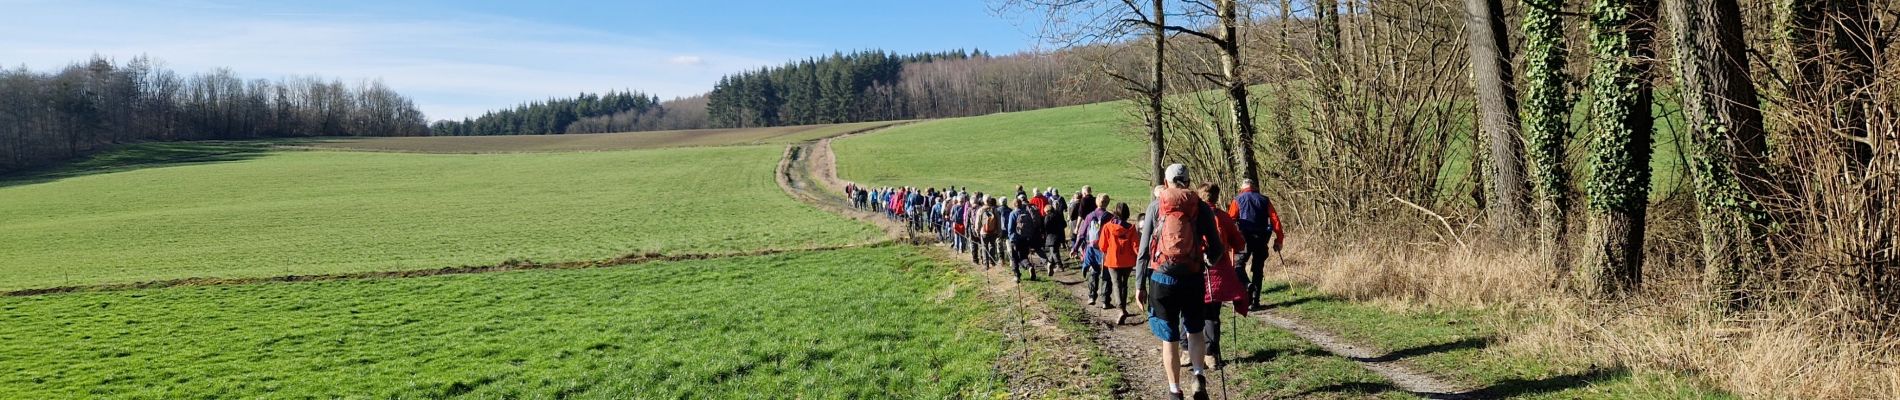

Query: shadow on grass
[1295,381,1401,397]
[1229,347,1334,364]
[1258,292,1347,310]
[0,141,283,189]
[1354,336,1495,363]
[1462,366,1629,399]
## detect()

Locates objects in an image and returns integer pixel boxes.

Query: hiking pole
[1219,310,1230,400]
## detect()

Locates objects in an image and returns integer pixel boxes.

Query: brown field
[299,120,909,153]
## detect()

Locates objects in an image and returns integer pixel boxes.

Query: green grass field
[833,102,1153,201]
[0,143,880,290]
[306,121,905,153]
[0,246,1006,399]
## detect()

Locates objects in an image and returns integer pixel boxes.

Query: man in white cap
[1134,163,1225,400]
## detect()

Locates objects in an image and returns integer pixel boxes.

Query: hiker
[909,187,925,231]
[1098,201,1137,317]
[1009,197,1042,281]
[966,195,984,257]
[1072,186,1097,238]
[950,196,968,252]
[1135,164,1226,400]
[972,196,988,264]
[1230,179,1285,309]
[1047,188,1066,215]
[1040,201,1067,274]
[998,197,1015,268]
[1198,183,1250,369]
[1074,194,1113,305]
[979,197,1003,267]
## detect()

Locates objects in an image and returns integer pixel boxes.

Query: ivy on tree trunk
[1583,0,1659,297]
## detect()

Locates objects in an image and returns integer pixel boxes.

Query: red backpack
[1152,187,1204,272]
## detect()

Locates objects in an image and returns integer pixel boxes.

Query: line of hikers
[842,164,1284,400]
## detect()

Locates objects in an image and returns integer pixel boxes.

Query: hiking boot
[1167,391,1186,400]
[1087,298,1097,306]
[1101,302,1114,310]
[1193,374,1210,400]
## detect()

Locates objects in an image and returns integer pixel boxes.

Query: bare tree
[1462,0,1533,235]
[1145,0,1170,184]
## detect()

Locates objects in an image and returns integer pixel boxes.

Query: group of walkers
[844,163,1284,400]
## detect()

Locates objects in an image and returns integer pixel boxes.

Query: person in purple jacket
[1073,194,1114,306]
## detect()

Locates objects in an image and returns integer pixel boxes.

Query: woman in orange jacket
[1097,202,1139,320]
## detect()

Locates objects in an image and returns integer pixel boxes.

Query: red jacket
[1229,188,1285,248]
[1204,210,1249,310]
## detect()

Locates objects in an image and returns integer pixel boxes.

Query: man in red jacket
[1229,179,1285,309]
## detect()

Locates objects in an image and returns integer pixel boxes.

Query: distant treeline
[0,56,429,174]
[426,90,706,136]
[440,48,1122,135]
[706,49,1109,128]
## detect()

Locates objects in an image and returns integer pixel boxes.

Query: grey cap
[1165,163,1189,185]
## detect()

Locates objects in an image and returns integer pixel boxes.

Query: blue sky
[0,0,1044,120]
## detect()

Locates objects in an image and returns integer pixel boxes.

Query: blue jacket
[1233,190,1274,235]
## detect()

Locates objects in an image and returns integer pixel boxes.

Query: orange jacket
[1098,220,1138,269]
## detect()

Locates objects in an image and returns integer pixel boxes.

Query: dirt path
[784,135,1476,399]
[785,137,1185,399]
[780,139,1123,398]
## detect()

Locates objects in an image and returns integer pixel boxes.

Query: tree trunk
[1149,0,1169,185]
[1520,0,1575,288]
[1784,0,1878,169]
[1271,0,1303,183]
[1583,0,1659,298]
[1219,0,1260,186]
[1666,0,1772,310]
[1463,0,1533,235]
[1313,0,1345,172]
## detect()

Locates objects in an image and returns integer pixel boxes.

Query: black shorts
[1145,264,1206,342]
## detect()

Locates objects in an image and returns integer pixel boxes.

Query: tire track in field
[793,133,1481,399]
[3,242,891,297]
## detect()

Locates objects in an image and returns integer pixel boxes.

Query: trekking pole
[1013,264,1030,374]
[1219,310,1230,400]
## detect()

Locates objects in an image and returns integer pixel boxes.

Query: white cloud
[0,3,804,120]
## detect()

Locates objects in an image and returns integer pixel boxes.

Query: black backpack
[1012,209,1041,240]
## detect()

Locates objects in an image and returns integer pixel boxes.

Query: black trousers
[1237,232,1271,304]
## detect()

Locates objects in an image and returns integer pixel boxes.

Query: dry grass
[1264,231,1900,399]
